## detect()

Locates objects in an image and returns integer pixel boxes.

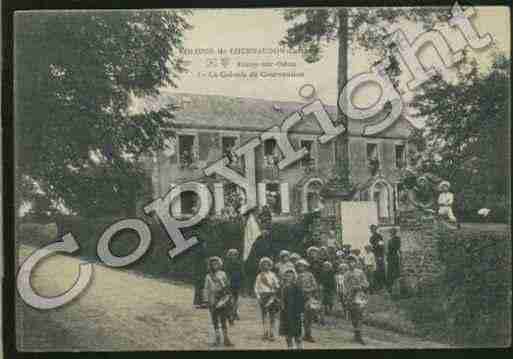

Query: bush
[17,215,307,284]
[456,192,509,223]
[401,225,512,346]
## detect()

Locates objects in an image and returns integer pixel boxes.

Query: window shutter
[319,141,334,164]
[198,133,211,161]
[214,183,224,214]
[168,139,178,164]
[258,183,267,207]
[169,183,181,217]
[280,182,290,214]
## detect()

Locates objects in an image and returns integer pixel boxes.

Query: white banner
[339,201,378,252]
[242,213,262,261]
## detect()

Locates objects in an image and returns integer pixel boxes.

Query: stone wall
[396,211,452,293]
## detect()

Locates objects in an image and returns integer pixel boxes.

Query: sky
[160,7,510,126]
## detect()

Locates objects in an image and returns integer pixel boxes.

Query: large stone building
[142,93,417,225]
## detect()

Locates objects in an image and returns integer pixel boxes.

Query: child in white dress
[255,257,281,341]
[438,181,458,224]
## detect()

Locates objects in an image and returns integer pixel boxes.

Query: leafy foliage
[410,54,510,222]
[15,11,191,217]
[280,8,449,64]
[280,8,450,190]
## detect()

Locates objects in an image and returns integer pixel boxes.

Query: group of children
[203,245,371,349]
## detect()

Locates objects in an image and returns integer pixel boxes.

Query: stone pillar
[398,211,449,295]
[213,183,224,215]
[280,182,290,214]
[170,183,181,217]
[258,182,267,207]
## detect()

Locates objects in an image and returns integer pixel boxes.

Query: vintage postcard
[11,5,511,352]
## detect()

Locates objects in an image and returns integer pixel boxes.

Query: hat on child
[209,256,223,266]
[338,263,349,271]
[259,257,273,268]
[279,250,291,258]
[226,248,239,256]
[283,267,297,280]
[439,180,451,190]
[296,259,310,267]
[306,246,320,256]
[336,250,344,257]
[290,253,301,261]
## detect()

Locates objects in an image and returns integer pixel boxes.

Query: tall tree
[410,53,510,221]
[15,11,191,217]
[280,8,449,192]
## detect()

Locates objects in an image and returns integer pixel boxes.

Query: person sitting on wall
[437,181,460,228]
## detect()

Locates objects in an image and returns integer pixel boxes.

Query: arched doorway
[370,179,395,224]
[302,178,324,214]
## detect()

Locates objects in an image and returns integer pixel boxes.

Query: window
[222,136,237,157]
[223,182,241,216]
[178,135,195,167]
[300,140,314,167]
[395,144,406,169]
[180,191,198,217]
[266,183,281,215]
[304,179,323,213]
[367,142,380,175]
[264,138,277,157]
[366,143,378,161]
[263,139,280,179]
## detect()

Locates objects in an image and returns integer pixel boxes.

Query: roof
[137,92,414,137]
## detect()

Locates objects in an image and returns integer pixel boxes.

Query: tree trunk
[336,9,350,187]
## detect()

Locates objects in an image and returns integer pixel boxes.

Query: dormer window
[300,140,314,168]
[264,138,281,165]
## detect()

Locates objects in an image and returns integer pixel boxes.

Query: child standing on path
[319,261,336,325]
[335,263,350,320]
[255,257,281,341]
[344,256,370,345]
[362,245,376,293]
[224,248,243,324]
[275,250,295,280]
[295,259,318,343]
[204,256,234,347]
[279,268,305,350]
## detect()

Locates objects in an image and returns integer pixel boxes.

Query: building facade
[141,93,416,225]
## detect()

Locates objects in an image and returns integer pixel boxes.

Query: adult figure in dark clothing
[225,248,244,323]
[386,228,402,291]
[369,224,386,291]
[193,240,209,308]
[279,268,305,349]
[306,246,323,284]
[258,205,273,233]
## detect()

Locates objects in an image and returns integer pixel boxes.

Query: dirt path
[16,245,449,351]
